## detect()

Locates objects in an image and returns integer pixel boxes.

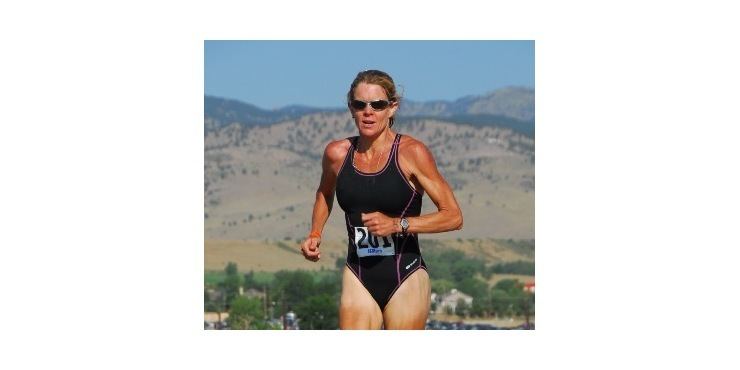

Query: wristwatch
[399,218,410,234]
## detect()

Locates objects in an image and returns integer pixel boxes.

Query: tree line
[205,250,534,329]
[205,262,339,329]
[423,249,534,319]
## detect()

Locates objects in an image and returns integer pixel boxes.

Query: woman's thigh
[383,269,431,329]
[339,266,383,329]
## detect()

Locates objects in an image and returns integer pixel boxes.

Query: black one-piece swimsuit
[335,133,426,311]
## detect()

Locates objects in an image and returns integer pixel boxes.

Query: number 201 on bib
[354,227,396,257]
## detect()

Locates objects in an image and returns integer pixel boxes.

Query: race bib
[354,227,396,257]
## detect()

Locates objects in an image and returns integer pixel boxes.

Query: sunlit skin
[300,82,463,329]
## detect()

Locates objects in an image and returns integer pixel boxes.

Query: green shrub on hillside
[489,260,535,275]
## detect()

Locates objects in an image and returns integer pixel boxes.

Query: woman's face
[350,82,398,137]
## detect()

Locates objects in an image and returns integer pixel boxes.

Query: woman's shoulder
[324,137,353,162]
[398,134,432,159]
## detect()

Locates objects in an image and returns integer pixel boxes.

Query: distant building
[244,288,265,299]
[524,282,535,294]
[436,289,473,313]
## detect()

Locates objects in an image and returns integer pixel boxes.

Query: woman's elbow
[452,209,463,231]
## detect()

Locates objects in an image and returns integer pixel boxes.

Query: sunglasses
[350,99,394,111]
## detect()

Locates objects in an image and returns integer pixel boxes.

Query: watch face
[400,218,409,230]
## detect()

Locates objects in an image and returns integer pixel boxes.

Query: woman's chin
[358,126,378,136]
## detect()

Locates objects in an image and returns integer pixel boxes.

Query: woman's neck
[357,128,394,154]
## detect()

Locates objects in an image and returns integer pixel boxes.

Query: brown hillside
[204,112,534,242]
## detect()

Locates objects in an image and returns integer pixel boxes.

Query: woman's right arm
[300,140,349,262]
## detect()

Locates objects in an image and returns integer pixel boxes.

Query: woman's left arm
[362,138,463,236]
[400,139,463,233]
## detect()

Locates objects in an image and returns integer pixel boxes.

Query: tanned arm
[300,139,350,261]
[361,136,463,237]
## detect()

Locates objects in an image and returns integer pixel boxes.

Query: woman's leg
[382,269,431,329]
[339,266,383,329]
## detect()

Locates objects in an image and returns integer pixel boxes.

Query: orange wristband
[308,231,321,239]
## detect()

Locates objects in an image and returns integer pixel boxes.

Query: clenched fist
[300,236,321,262]
[361,212,400,237]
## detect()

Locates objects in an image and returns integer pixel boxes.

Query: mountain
[205,86,534,133]
[203,87,535,243]
[398,86,534,122]
[466,86,535,121]
[204,96,342,130]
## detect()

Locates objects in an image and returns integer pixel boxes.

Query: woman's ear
[389,101,399,117]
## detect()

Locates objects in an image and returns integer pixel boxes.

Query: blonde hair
[347,70,401,127]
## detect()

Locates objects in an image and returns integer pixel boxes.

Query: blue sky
[205,41,534,110]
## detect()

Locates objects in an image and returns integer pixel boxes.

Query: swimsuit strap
[390,133,402,159]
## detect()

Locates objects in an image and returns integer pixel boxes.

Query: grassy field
[205,238,534,273]
[204,239,348,272]
[205,269,340,287]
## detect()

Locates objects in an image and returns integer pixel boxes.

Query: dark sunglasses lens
[370,100,389,110]
[350,100,367,110]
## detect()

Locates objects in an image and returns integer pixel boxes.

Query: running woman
[300,70,463,329]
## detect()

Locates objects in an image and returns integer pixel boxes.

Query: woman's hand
[361,212,400,237]
[300,236,321,262]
